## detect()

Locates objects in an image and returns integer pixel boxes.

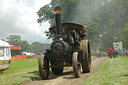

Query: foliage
[20,40,31,52]
[31,42,44,54]
[44,30,54,40]
[37,0,101,50]
[101,52,107,57]
[37,0,128,51]
[5,35,50,54]
[6,35,31,52]
[37,4,54,25]
[43,43,50,50]
[6,35,21,46]
[123,22,128,49]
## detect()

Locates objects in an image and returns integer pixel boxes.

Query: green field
[1,56,127,85]
[4,58,38,74]
[0,56,96,85]
[84,56,128,85]
[0,58,39,85]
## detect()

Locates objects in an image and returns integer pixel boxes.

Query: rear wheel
[38,55,49,79]
[80,40,91,73]
[72,52,81,78]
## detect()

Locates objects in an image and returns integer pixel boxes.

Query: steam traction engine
[38,6,91,79]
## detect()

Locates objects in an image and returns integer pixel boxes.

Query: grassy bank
[84,56,128,85]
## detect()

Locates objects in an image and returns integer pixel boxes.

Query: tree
[6,35,31,52]
[37,4,54,25]
[37,0,128,51]
[43,43,50,50]
[97,0,128,50]
[37,0,101,50]
[31,42,44,54]
[20,40,31,52]
[123,22,128,49]
[6,35,21,46]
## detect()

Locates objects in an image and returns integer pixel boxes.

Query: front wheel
[38,55,49,79]
[72,52,81,78]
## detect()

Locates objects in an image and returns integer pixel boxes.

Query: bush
[101,52,107,57]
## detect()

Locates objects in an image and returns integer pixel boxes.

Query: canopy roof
[49,23,87,34]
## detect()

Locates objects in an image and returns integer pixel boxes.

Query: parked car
[0,40,11,73]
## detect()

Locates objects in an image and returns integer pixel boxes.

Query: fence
[11,55,40,62]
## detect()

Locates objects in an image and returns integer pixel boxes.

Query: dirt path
[21,57,106,85]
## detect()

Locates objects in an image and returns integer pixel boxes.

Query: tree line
[37,0,128,51]
[2,35,50,54]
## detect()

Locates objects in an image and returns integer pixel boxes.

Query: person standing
[114,47,118,58]
[107,48,113,58]
[97,50,101,58]
[113,48,116,58]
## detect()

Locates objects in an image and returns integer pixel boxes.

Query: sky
[0,0,52,44]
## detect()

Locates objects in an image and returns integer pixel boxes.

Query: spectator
[113,48,116,58]
[114,47,118,57]
[107,48,113,58]
[97,50,101,58]
[123,48,126,57]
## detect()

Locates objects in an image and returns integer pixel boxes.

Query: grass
[0,56,97,85]
[0,71,39,85]
[4,57,38,74]
[0,57,39,85]
[84,56,128,85]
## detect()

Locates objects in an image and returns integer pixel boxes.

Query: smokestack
[54,6,63,36]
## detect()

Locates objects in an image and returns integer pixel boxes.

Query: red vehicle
[10,45,21,56]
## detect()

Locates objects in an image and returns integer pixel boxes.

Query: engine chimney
[54,6,63,36]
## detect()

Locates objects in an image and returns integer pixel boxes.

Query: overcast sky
[0,0,52,44]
